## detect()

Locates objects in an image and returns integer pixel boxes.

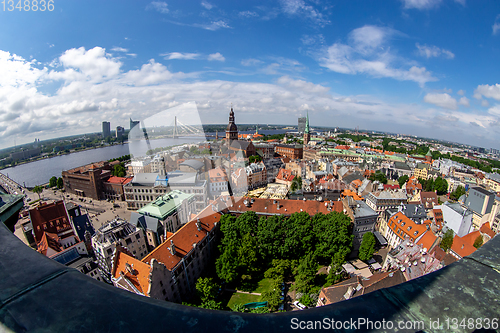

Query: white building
[435,202,473,237]
[92,218,148,277]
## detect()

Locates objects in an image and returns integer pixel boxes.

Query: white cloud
[424,93,458,109]
[482,99,490,107]
[459,96,470,107]
[318,25,437,87]
[279,0,330,27]
[241,58,262,66]
[416,43,455,59]
[123,59,173,85]
[57,47,122,81]
[201,1,213,10]
[239,11,258,18]
[0,51,46,87]
[401,0,442,10]
[474,84,500,101]
[493,15,500,35]
[277,76,329,94]
[207,53,225,62]
[203,20,230,31]
[163,52,200,60]
[457,89,465,96]
[111,47,129,53]
[147,1,169,14]
[488,105,500,116]
[2,45,500,151]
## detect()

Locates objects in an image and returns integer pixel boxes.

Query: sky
[0,0,500,149]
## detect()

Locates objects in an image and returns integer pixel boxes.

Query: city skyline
[1,0,500,149]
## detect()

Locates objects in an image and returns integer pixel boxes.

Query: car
[293,301,307,310]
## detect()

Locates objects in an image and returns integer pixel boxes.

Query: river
[1,129,290,187]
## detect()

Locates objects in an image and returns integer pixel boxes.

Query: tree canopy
[358,232,376,261]
[440,229,454,252]
[450,185,466,201]
[49,176,57,188]
[369,171,387,184]
[32,185,43,199]
[398,175,409,188]
[216,210,353,291]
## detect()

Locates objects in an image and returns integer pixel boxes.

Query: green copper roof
[137,190,194,220]
[304,111,310,133]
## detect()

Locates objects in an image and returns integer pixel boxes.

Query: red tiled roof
[106,176,133,185]
[37,232,61,255]
[335,145,350,150]
[416,228,438,251]
[342,189,363,201]
[351,179,363,188]
[29,200,72,242]
[384,184,400,190]
[141,205,220,270]
[208,167,228,182]
[276,169,295,182]
[388,212,428,244]
[420,192,438,209]
[480,222,496,239]
[112,250,152,296]
[225,196,343,215]
[451,231,479,258]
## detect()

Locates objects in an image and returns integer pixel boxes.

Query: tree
[112,164,126,177]
[249,155,262,164]
[294,253,318,293]
[290,176,302,193]
[57,177,64,189]
[32,185,43,199]
[195,277,219,303]
[264,259,292,283]
[398,175,409,188]
[433,177,448,195]
[440,229,454,252]
[231,304,246,312]
[200,299,223,310]
[49,176,57,188]
[261,281,282,312]
[473,235,483,249]
[369,171,387,184]
[450,185,466,201]
[257,215,285,260]
[358,232,376,261]
[424,177,434,192]
[325,261,344,286]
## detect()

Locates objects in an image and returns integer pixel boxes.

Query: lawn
[226,292,261,310]
[253,278,274,294]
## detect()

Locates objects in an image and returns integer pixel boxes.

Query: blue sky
[0,0,500,149]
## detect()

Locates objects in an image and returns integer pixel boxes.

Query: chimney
[169,239,176,255]
[196,219,202,231]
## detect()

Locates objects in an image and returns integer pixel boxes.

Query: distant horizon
[1,122,488,154]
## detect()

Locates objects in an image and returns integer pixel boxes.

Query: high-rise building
[102,121,111,138]
[303,111,310,145]
[130,118,140,131]
[298,117,306,133]
[225,107,238,144]
[116,126,125,138]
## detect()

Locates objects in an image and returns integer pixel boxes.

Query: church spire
[305,111,310,134]
[303,111,310,145]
